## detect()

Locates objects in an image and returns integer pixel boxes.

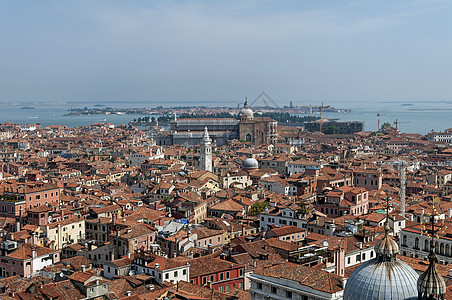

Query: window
[362,253,366,260]
[183,269,187,275]
[36,195,41,200]
[225,284,230,293]
[174,271,178,277]
[226,271,230,279]
[220,273,224,281]
[356,254,360,261]
[257,282,262,290]
[165,273,169,279]
[239,269,243,276]
[210,275,214,282]
[202,277,207,285]
[219,286,224,292]
[271,286,277,294]
[347,257,351,264]
[286,291,293,298]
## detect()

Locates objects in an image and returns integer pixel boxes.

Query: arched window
[440,243,445,256]
[245,133,252,142]
[446,244,450,257]
[402,235,407,246]
[414,237,419,250]
[424,240,429,251]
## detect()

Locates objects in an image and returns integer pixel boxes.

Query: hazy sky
[1,0,452,105]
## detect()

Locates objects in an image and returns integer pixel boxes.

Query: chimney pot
[342,278,347,288]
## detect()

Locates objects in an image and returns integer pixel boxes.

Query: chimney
[127,252,131,259]
[125,291,132,296]
[81,265,86,272]
[342,278,347,289]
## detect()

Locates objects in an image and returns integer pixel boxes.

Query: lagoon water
[0,99,450,135]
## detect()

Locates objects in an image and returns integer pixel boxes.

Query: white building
[258,177,297,195]
[127,147,164,167]
[287,159,321,176]
[260,206,310,231]
[427,129,452,143]
[400,224,452,264]
[132,253,190,284]
[248,262,344,300]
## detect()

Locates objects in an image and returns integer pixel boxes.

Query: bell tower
[199,127,212,172]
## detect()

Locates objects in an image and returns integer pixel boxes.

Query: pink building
[2,182,60,209]
[0,242,60,278]
[353,169,383,191]
[315,186,369,217]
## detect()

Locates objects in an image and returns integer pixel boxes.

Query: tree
[249,201,269,216]
[325,123,340,134]
[381,122,391,130]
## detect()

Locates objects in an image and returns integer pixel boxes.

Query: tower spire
[417,198,446,300]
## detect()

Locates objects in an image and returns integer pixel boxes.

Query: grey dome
[243,158,258,169]
[344,258,419,300]
[374,224,399,258]
[344,216,419,300]
[239,100,254,119]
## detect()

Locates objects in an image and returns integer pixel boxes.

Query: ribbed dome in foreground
[344,258,418,300]
[344,216,419,300]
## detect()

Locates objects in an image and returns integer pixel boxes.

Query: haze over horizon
[1,0,452,105]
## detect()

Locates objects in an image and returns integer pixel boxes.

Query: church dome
[344,218,418,300]
[239,100,254,119]
[417,247,446,299]
[243,158,258,169]
[344,258,419,300]
[374,224,399,258]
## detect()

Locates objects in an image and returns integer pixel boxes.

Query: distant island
[20,106,35,109]
[66,104,350,118]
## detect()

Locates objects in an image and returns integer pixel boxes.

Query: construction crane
[377,112,385,132]
[318,102,330,132]
[393,119,409,131]
[309,103,330,131]
[391,160,407,218]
